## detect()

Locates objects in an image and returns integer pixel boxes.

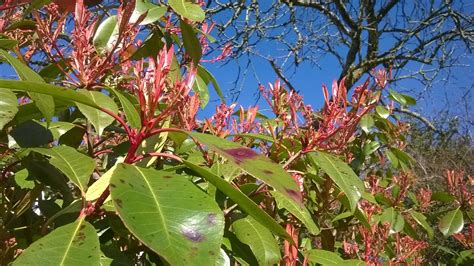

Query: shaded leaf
[189,132,302,207]
[410,210,434,239]
[193,74,209,108]
[180,20,202,65]
[197,65,225,103]
[308,151,364,213]
[378,207,405,234]
[31,145,95,194]
[10,120,53,147]
[13,218,100,265]
[109,164,224,265]
[109,87,141,129]
[233,217,281,266]
[0,37,18,50]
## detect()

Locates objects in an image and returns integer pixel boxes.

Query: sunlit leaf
[375,106,390,119]
[86,165,117,202]
[308,151,364,213]
[232,217,281,266]
[197,65,225,103]
[189,132,303,207]
[271,191,320,235]
[76,90,119,136]
[169,0,205,22]
[13,218,100,265]
[93,15,118,53]
[109,87,141,129]
[131,1,166,25]
[193,74,209,108]
[378,207,405,234]
[109,164,224,265]
[438,207,464,237]
[31,145,95,194]
[0,89,18,129]
[359,113,374,133]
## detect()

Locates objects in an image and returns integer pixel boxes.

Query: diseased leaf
[233,217,281,266]
[0,49,55,123]
[180,20,202,65]
[169,0,205,22]
[189,132,303,207]
[183,160,292,241]
[308,151,365,213]
[271,191,320,235]
[109,164,224,265]
[0,89,18,129]
[31,145,95,194]
[13,218,100,265]
[438,207,464,237]
[76,90,119,136]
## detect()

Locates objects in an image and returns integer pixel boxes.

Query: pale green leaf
[76,90,119,136]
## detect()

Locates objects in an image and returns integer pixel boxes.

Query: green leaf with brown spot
[12,218,100,265]
[109,164,224,265]
[189,132,302,207]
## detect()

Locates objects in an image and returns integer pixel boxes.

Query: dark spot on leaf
[223,148,258,164]
[207,213,217,226]
[115,198,123,208]
[182,228,205,242]
[119,179,125,183]
[263,170,273,175]
[128,182,134,188]
[110,183,116,188]
[285,189,303,203]
[208,251,215,256]
[79,224,86,230]
[163,175,173,179]
[88,255,92,258]
[78,242,84,246]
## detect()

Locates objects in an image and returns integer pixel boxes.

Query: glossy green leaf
[271,191,320,235]
[109,87,141,129]
[308,151,365,213]
[232,217,281,266]
[31,145,95,194]
[388,89,416,106]
[379,207,405,234]
[0,89,18,129]
[86,165,118,202]
[93,15,118,53]
[76,90,119,136]
[410,210,434,239]
[193,74,209,108]
[131,1,166,25]
[189,132,302,207]
[180,20,202,65]
[169,0,205,22]
[438,207,464,237]
[197,65,225,103]
[359,114,374,133]
[13,218,100,265]
[109,164,224,265]
[183,160,292,240]
[0,49,55,123]
[376,106,390,119]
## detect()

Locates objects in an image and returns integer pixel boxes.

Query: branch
[393,107,440,133]
[269,59,298,92]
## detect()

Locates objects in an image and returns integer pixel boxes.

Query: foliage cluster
[0,1,472,265]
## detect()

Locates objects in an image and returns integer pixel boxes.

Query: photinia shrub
[0,1,472,265]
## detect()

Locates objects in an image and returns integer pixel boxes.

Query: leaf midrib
[59,219,84,266]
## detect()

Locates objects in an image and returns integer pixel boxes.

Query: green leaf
[183,160,292,241]
[93,15,119,53]
[13,218,100,265]
[109,87,141,129]
[271,191,320,235]
[438,207,464,237]
[363,141,380,156]
[180,20,202,65]
[375,106,390,119]
[189,132,302,207]
[307,249,343,265]
[431,191,456,202]
[0,37,18,50]
[0,49,54,123]
[193,74,209,108]
[131,1,166,25]
[109,164,224,265]
[410,210,434,239]
[31,145,95,194]
[388,89,416,106]
[378,207,405,234]
[197,65,225,103]
[233,217,281,265]
[136,118,170,167]
[308,151,365,213]
[359,114,374,133]
[0,89,18,129]
[76,90,119,136]
[130,30,165,60]
[0,80,102,108]
[169,0,205,22]
[86,165,117,202]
